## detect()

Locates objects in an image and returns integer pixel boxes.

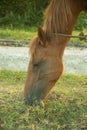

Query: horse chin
[24,97,44,107]
[24,92,44,107]
[24,79,49,106]
[24,90,44,107]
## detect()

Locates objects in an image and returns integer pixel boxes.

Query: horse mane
[30,0,73,54]
[43,0,73,35]
[30,0,84,53]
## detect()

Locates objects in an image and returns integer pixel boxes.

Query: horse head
[24,27,63,106]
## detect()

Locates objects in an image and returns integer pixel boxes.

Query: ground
[0,46,87,74]
[0,71,87,130]
[0,45,87,130]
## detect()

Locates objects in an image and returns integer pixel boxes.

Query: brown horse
[24,0,87,106]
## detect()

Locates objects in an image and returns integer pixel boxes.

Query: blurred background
[0,0,87,30]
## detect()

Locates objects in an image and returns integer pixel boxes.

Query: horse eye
[33,60,45,69]
[33,62,40,67]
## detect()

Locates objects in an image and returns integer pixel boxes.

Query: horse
[24,0,87,106]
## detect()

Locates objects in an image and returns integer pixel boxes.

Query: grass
[0,26,87,47]
[69,28,87,47]
[0,70,87,130]
[0,26,37,40]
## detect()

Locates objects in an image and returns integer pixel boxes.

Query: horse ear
[37,26,47,46]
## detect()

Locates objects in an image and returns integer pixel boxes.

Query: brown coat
[24,0,87,106]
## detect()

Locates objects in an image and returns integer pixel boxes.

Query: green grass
[69,28,87,47]
[0,70,87,130]
[0,26,87,47]
[0,26,37,40]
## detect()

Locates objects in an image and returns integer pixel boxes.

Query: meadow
[0,70,87,130]
[0,2,87,129]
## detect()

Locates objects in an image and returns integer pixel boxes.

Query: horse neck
[43,1,82,58]
[44,11,80,37]
[43,0,82,38]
